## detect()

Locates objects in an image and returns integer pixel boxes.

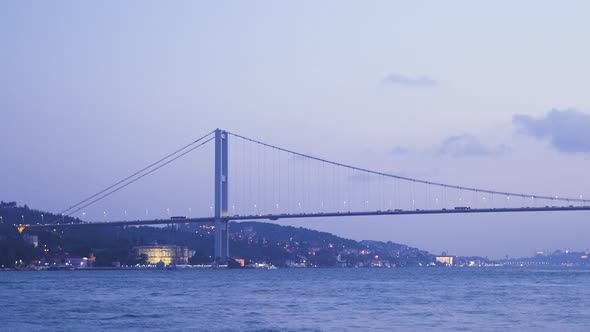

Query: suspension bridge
[22,129,590,263]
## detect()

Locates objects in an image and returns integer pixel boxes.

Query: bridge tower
[214,129,229,264]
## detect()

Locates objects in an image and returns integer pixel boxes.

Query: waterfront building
[436,256,454,266]
[133,245,195,265]
[44,255,93,268]
[233,258,245,267]
[65,256,92,268]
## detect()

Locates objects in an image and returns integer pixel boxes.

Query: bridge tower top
[214,129,228,218]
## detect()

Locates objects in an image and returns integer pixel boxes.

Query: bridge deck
[22,206,590,229]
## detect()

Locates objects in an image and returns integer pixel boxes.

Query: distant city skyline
[2,1,590,258]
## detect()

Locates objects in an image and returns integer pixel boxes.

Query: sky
[2,1,590,258]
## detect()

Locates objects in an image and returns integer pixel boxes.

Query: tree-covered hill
[1,201,437,268]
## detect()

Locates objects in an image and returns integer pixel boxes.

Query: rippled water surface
[2,267,590,331]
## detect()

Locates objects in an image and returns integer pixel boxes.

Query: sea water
[2,267,590,331]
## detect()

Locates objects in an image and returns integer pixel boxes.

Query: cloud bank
[392,135,510,158]
[391,146,409,155]
[513,109,590,153]
[432,134,510,158]
[382,73,438,87]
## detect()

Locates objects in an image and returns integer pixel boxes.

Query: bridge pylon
[213,129,229,264]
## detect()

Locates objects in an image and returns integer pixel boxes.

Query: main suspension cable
[48,130,214,223]
[228,131,589,204]
[60,136,215,219]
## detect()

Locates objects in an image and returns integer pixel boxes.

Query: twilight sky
[2,1,590,258]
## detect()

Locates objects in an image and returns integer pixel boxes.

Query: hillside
[1,201,438,268]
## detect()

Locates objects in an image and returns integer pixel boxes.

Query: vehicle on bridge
[454,207,471,210]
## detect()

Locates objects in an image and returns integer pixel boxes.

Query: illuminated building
[65,257,92,268]
[134,245,195,265]
[234,258,245,267]
[436,256,454,265]
[45,255,93,268]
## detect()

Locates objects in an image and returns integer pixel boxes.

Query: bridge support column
[214,129,229,264]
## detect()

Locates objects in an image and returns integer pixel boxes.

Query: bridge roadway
[22,205,590,229]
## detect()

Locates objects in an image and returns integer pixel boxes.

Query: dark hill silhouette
[1,201,437,268]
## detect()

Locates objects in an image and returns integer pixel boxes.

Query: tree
[308,249,337,267]
[189,251,211,265]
